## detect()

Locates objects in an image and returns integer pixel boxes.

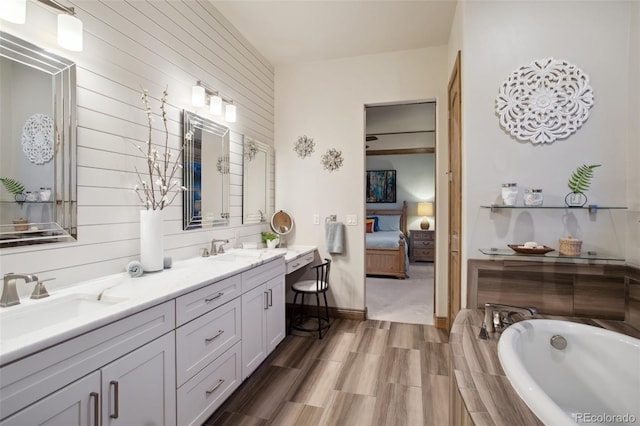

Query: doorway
[364,101,436,325]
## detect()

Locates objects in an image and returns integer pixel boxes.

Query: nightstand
[410,230,435,262]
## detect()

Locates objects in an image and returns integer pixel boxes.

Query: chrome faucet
[210,239,229,255]
[1,273,39,307]
[479,303,538,339]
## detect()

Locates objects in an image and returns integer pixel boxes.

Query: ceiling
[211,0,458,66]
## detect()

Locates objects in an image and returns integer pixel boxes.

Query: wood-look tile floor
[205,319,450,426]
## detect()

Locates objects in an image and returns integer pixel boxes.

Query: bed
[365,201,408,279]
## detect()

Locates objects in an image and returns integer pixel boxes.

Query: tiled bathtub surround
[449,309,640,425]
[468,260,640,326]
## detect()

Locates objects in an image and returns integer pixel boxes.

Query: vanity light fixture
[192,80,236,122]
[37,0,83,51]
[0,0,26,24]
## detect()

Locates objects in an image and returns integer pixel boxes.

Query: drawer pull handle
[205,329,225,342]
[109,380,119,419]
[90,392,99,426]
[205,292,224,302]
[292,262,300,267]
[205,379,225,395]
[264,291,269,310]
[268,288,273,307]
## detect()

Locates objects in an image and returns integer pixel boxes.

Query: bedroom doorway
[364,101,436,325]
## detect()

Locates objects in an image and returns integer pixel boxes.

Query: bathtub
[498,319,640,426]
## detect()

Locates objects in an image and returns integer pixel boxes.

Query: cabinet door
[241,283,268,379]
[101,332,176,426]
[266,275,286,353]
[1,371,100,426]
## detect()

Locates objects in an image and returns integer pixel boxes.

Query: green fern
[0,177,25,195]
[567,164,601,194]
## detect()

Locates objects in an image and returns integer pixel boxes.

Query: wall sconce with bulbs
[417,202,434,230]
[0,0,83,51]
[191,80,237,123]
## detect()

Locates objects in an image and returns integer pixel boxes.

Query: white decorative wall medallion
[22,113,55,164]
[294,135,315,158]
[321,148,343,172]
[495,58,594,144]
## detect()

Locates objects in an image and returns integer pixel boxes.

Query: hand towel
[325,221,345,254]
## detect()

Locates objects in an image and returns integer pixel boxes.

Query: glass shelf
[0,222,72,247]
[479,247,625,262]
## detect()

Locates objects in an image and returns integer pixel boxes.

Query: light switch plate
[346,214,357,225]
[313,214,320,225]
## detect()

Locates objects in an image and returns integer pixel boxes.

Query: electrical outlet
[346,214,357,225]
[313,214,320,225]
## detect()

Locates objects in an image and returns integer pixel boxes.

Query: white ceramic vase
[266,238,279,249]
[140,209,164,272]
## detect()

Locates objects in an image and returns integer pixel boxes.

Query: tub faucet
[479,303,538,339]
[1,273,39,307]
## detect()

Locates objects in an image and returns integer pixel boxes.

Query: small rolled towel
[126,260,144,278]
[325,221,345,254]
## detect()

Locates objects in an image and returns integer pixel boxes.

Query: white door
[266,275,286,353]
[101,332,176,426]
[1,371,100,426]
[241,283,267,379]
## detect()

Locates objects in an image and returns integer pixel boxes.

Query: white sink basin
[209,249,266,262]
[0,293,125,341]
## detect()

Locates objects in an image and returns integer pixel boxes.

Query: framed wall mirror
[182,110,230,230]
[242,138,272,224]
[0,32,77,247]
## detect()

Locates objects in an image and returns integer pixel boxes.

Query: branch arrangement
[132,88,187,210]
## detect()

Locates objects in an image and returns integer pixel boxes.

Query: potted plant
[565,164,600,207]
[262,231,279,249]
[0,177,26,201]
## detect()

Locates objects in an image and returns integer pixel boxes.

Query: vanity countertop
[451,309,640,425]
[0,246,317,366]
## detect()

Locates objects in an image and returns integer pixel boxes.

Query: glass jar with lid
[501,183,518,206]
[524,188,544,206]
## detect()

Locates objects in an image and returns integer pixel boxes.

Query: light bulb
[225,104,237,123]
[209,94,222,115]
[57,14,83,51]
[192,85,205,107]
[0,0,26,24]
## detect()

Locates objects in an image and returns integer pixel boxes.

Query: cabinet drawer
[412,231,434,241]
[177,342,241,426]
[176,298,241,386]
[176,274,241,326]
[286,252,314,275]
[413,248,434,258]
[242,257,285,293]
[413,240,434,248]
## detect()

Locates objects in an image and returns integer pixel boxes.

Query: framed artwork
[366,170,396,203]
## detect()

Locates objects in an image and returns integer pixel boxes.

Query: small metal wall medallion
[244,138,258,161]
[294,135,315,158]
[495,57,594,144]
[321,148,344,172]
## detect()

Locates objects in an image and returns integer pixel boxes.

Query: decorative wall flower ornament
[495,57,594,144]
[244,138,258,161]
[216,155,230,174]
[294,135,315,158]
[321,148,344,172]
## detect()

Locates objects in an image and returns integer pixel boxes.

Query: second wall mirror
[182,110,230,230]
[242,138,272,224]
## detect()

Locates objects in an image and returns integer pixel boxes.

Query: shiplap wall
[0,0,274,295]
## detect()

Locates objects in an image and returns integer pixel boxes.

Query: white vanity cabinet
[0,302,176,426]
[241,258,286,379]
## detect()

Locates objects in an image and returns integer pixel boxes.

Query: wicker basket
[559,237,582,256]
